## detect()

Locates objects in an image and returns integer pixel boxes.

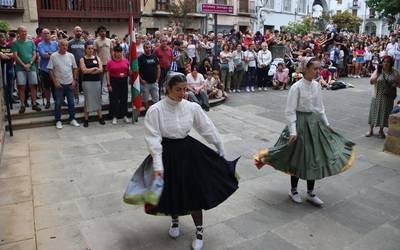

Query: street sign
[200,3,234,14]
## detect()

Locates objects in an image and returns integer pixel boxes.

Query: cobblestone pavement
[0,77,399,250]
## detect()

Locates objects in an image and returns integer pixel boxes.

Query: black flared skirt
[147,136,239,216]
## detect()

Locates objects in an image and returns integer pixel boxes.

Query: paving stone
[374,175,400,198]
[33,180,81,207]
[2,143,28,159]
[344,224,400,250]
[59,143,107,159]
[0,239,35,250]
[35,201,83,230]
[0,201,34,245]
[228,231,300,250]
[320,198,394,235]
[0,157,29,179]
[74,172,131,197]
[36,224,88,250]
[273,212,361,250]
[0,176,31,206]
[202,223,246,249]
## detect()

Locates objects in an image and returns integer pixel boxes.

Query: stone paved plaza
[0,77,399,250]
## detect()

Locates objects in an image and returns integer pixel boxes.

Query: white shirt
[285,78,329,136]
[257,49,272,68]
[186,72,205,87]
[47,52,77,85]
[144,97,225,172]
[386,42,398,58]
[187,44,196,58]
[244,50,257,67]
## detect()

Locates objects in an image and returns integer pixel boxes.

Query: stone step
[5,98,226,131]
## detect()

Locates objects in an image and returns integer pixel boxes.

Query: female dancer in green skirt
[255,57,355,206]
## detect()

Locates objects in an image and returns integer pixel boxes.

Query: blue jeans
[54,84,76,122]
[2,64,14,106]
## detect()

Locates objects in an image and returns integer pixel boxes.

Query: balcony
[348,1,360,9]
[37,0,140,20]
[0,0,24,15]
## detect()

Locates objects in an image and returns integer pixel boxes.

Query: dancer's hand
[154,171,163,178]
[254,159,265,169]
[288,135,297,144]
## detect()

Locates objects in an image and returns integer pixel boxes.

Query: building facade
[140,0,256,34]
[255,0,390,36]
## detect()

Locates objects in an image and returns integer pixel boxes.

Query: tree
[0,21,10,32]
[169,0,196,31]
[367,0,400,24]
[331,11,362,32]
[315,12,331,31]
[282,17,317,35]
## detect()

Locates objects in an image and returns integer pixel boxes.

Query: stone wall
[384,113,400,155]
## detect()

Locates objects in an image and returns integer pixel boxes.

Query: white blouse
[144,97,225,172]
[285,78,329,136]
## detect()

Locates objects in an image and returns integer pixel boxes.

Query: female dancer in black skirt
[144,72,238,250]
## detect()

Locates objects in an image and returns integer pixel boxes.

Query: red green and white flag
[129,14,141,123]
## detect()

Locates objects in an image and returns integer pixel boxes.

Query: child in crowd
[392,101,400,114]
[272,63,289,90]
[291,64,303,84]
[205,71,219,99]
[319,64,335,88]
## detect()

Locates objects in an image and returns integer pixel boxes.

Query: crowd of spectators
[1,23,400,129]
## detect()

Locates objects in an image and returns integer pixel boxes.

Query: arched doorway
[365,22,377,36]
[312,0,328,17]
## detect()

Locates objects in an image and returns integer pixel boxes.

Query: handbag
[382,73,397,99]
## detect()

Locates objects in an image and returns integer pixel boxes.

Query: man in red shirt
[153,37,172,99]
[33,27,43,47]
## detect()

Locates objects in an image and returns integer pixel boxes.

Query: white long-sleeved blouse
[285,78,330,136]
[144,97,225,172]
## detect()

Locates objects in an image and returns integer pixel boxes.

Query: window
[266,0,274,9]
[156,0,169,11]
[283,0,291,12]
[239,0,249,12]
[337,10,342,14]
[369,8,376,18]
[337,0,342,4]
[352,9,357,16]
[215,0,227,4]
[297,0,307,13]
[185,0,197,12]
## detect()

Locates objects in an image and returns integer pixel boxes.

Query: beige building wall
[1,0,38,34]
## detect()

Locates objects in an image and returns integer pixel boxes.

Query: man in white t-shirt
[186,67,210,111]
[386,36,400,70]
[48,39,80,129]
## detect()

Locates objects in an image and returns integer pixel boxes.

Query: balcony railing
[0,0,24,14]
[37,0,140,19]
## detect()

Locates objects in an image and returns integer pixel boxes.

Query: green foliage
[0,20,10,32]
[331,11,362,32]
[169,0,196,30]
[316,12,331,31]
[367,0,400,24]
[282,16,317,35]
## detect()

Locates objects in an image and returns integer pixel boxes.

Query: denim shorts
[355,57,364,63]
[16,71,38,85]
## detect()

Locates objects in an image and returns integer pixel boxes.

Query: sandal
[365,132,374,137]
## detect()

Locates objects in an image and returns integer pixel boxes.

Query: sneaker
[258,87,262,91]
[251,86,255,92]
[19,106,25,114]
[307,192,324,206]
[168,219,180,239]
[289,191,303,204]
[32,105,41,112]
[348,74,353,78]
[245,87,250,92]
[70,119,80,127]
[232,89,236,93]
[192,227,204,250]
[56,121,63,129]
[263,87,268,91]
[45,102,51,109]
[83,119,89,128]
[357,75,361,78]
[112,117,117,125]
[237,89,241,93]
[123,116,130,123]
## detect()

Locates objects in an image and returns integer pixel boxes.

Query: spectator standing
[367,56,400,138]
[153,37,173,97]
[80,42,104,127]
[386,36,400,71]
[0,32,15,108]
[106,46,130,125]
[12,26,41,113]
[47,39,80,129]
[94,26,113,93]
[232,44,244,92]
[33,27,43,47]
[257,42,272,91]
[68,26,86,103]
[219,43,233,92]
[138,42,160,110]
[38,28,59,109]
[244,43,257,92]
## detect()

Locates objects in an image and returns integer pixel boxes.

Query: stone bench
[384,113,400,155]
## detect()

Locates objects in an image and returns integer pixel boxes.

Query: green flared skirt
[257,111,355,180]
